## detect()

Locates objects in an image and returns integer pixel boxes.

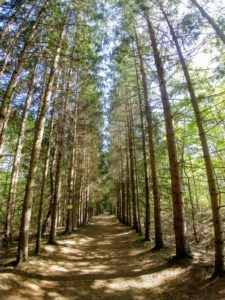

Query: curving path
[0,215,225,299]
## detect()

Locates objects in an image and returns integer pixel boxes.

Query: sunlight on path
[0,215,225,300]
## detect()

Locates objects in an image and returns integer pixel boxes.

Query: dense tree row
[0,0,225,280]
[0,0,104,265]
[108,0,225,277]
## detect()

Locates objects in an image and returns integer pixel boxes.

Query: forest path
[1,215,225,300]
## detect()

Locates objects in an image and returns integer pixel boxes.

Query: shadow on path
[0,215,225,299]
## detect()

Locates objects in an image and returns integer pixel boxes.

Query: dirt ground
[0,215,225,300]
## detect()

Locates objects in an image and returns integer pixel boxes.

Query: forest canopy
[0,0,225,280]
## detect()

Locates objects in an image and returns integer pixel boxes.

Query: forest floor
[0,215,225,300]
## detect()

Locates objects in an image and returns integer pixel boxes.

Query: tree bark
[16,25,66,264]
[125,137,131,226]
[159,3,223,273]
[119,146,126,224]
[71,105,78,231]
[48,146,62,244]
[134,30,163,247]
[190,0,225,46]
[42,147,57,236]
[0,0,28,41]
[0,3,35,78]
[48,68,69,243]
[0,3,46,157]
[127,108,138,232]
[133,55,151,240]
[4,60,39,244]
[35,98,56,254]
[144,11,191,259]
[133,131,142,235]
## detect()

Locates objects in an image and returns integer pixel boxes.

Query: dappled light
[1,0,225,298]
[1,215,225,299]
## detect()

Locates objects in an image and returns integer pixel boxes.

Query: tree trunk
[4,60,39,244]
[0,0,28,41]
[0,3,35,78]
[71,106,78,231]
[134,30,163,247]
[133,132,142,235]
[84,156,90,223]
[42,147,57,237]
[160,3,223,273]
[127,109,138,232]
[73,143,82,228]
[16,25,65,265]
[81,149,87,225]
[35,99,56,254]
[190,0,225,46]
[117,181,121,220]
[119,146,126,224]
[0,3,46,157]
[133,56,151,240]
[125,138,131,226]
[65,166,74,233]
[144,11,191,259]
[48,68,69,243]
[62,69,75,234]
[48,147,62,244]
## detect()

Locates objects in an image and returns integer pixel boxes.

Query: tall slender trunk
[71,105,78,231]
[0,4,35,78]
[74,172,82,228]
[144,11,191,259]
[121,178,126,223]
[4,60,39,243]
[80,148,87,226]
[66,143,77,233]
[16,25,65,264]
[35,99,56,254]
[42,147,57,236]
[0,3,46,157]
[62,69,75,234]
[117,180,121,220]
[127,107,138,232]
[133,132,142,235]
[160,4,223,273]
[0,0,28,41]
[86,176,90,222]
[84,156,90,223]
[125,138,131,226]
[80,177,84,225]
[183,162,198,244]
[48,146,62,244]
[48,69,69,244]
[190,0,225,46]
[133,57,150,240]
[134,31,163,246]
[119,146,126,224]
[130,106,141,233]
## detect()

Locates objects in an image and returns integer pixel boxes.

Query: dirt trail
[0,215,225,300]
